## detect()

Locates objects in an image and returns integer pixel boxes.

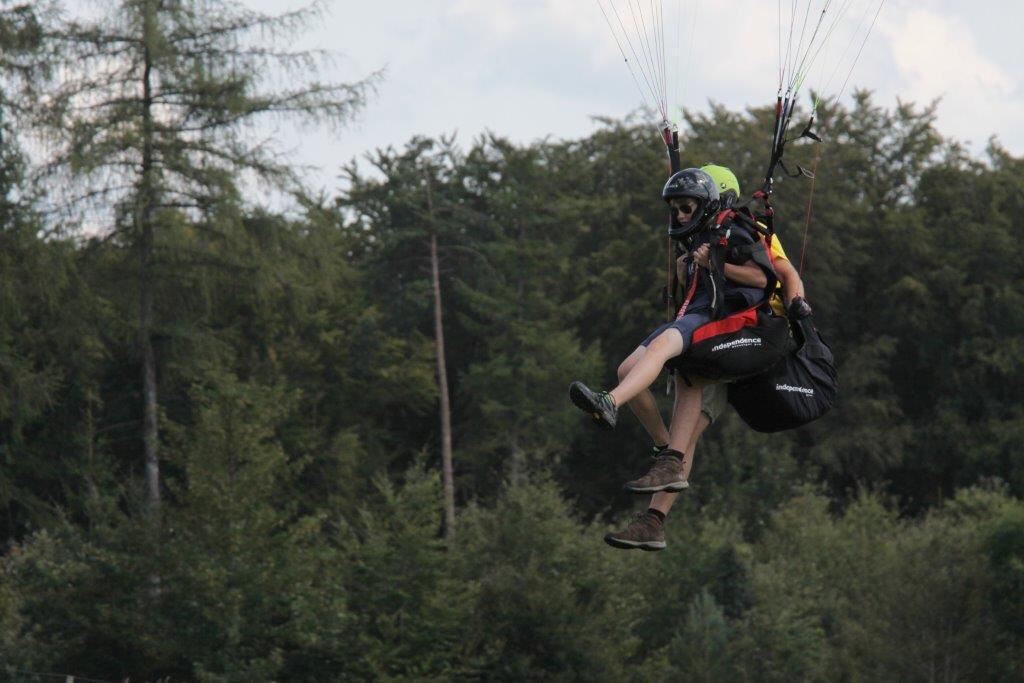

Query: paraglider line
[597,0,665,119]
[833,0,885,107]
[629,0,666,116]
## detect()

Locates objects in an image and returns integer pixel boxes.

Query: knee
[618,347,645,381]
[617,357,634,381]
[648,330,682,358]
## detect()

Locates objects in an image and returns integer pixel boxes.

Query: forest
[1,1,1023,681]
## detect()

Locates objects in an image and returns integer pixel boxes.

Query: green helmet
[701,164,740,208]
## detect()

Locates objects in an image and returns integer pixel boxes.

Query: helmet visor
[669,198,699,217]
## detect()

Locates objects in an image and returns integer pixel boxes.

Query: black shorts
[640,308,714,350]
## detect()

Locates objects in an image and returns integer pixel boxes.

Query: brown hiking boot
[604,512,666,551]
[624,449,689,493]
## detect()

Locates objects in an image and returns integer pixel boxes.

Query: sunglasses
[670,201,698,216]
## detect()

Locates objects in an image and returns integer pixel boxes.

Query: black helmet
[662,168,721,241]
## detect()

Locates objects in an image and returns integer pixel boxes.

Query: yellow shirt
[764,230,789,316]
[769,234,788,261]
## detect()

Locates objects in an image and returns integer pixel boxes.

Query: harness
[669,209,792,384]
[676,208,779,322]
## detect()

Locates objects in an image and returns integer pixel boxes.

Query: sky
[85,0,1024,195]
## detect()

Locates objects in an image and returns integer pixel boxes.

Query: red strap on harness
[691,306,759,345]
[675,211,733,320]
[674,266,699,320]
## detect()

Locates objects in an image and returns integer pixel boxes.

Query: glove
[787,296,813,320]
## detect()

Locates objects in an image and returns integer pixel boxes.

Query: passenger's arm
[721,261,767,289]
[773,256,805,305]
[693,243,767,288]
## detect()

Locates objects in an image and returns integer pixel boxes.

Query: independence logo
[712,338,763,353]
[775,383,814,396]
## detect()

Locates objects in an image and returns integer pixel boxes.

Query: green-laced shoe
[568,381,618,430]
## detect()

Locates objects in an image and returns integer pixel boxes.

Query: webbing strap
[674,264,700,321]
[662,124,681,323]
[691,306,759,345]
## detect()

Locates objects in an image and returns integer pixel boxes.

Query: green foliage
[1,518,163,677]
[158,371,338,680]
[0,225,109,538]
[664,589,736,682]
[337,463,466,680]
[2,26,1024,675]
[453,476,647,681]
[986,498,1024,675]
[737,489,1020,680]
[0,371,353,681]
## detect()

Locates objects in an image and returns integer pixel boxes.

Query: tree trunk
[508,219,526,482]
[424,177,455,543]
[430,231,456,543]
[139,19,160,511]
[141,274,159,508]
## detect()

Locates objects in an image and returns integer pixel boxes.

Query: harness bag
[670,305,794,382]
[727,315,838,432]
[668,210,790,383]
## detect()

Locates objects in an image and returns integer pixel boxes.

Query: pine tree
[33,0,377,510]
[344,137,472,541]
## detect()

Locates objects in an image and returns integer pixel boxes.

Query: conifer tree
[345,138,469,542]
[455,136,601,483]
[34,0,376,510]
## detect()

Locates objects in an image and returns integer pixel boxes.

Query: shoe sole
[603,534,666,551]
[568,382,614,430]
[623,481,689,493]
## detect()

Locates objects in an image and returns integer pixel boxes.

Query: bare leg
[668,377,710,481]
[649,376,713,516]
[608,329,683,408]
[617,346,670,446]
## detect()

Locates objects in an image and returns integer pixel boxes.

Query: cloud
[449,0,527,37]
[241,0,1024,194]
[876,7,1024,151]
[883,9,1013,101]
[441,0,894,118]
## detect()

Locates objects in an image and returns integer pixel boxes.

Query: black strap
[662,125,681,322]
[709,213,779,309]
[662,125,680,175]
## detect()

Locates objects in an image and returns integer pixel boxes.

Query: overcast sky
[176,1,1024,194]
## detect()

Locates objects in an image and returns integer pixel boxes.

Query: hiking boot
[568,381,618,430]
[624,449,689,493]
[604,512,666,551]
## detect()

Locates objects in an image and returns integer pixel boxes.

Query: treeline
[1,1,1024,680]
